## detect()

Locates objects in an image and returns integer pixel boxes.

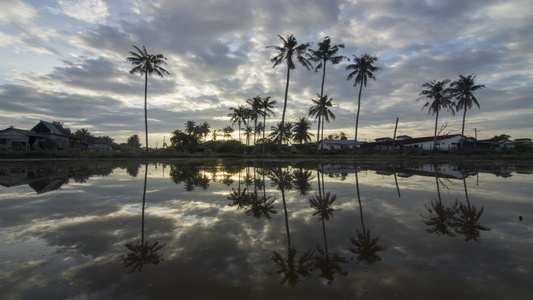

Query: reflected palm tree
[293,168,314,196]
[126,163,141,177]
[309,191,348,284]
[123,164,165,273]
[453,178,491,241]
[246,192,277,219]
[349,172,383,265]
[169,162,211,191]
[270,167,314,286]
[421,168,460,237]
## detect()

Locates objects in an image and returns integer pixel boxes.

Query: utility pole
[392,117,399,150]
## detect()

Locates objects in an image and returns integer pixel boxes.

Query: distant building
[0,126,45,151]
[88,138,113,152]
[318,139,362,151]
[514,138,532,145]
[31,121,82,150]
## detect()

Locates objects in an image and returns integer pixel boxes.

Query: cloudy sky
[0,0,531,146]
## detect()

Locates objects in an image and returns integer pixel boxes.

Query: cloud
[56,0,109,24]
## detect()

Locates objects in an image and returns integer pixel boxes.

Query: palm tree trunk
[433,110,439,152]
[279,67,291,152]
[460,107,467,148]
[317,62,327,150]
[263,115,266,154]
[316,114,321,150]
[355,83,363,143]
[144,70,149,152]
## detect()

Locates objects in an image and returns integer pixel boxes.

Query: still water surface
[0,160,531,299]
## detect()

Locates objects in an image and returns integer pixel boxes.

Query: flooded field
[0,160,531,299]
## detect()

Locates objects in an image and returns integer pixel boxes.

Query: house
[88,138,113,152]
[30,121,82,150]
[397,134,464,151]
[0,126,45,151]
[514,138,532,146]
[318,139,362,151]
[375,137,393,143]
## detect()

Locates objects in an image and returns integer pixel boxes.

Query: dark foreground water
[0,159,531,299]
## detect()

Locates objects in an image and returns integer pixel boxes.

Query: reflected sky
[0,160,531,299]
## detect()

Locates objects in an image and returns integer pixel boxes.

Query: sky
[0,0,532,146]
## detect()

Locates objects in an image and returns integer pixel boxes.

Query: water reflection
[122,164,166,273]
[0,160,531,299]
[422,165,491,241]
[269,167,315,287]
[349,171,384,265]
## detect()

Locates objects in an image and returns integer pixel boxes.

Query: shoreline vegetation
[1,149,533,164]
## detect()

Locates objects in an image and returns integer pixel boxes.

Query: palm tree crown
[309,94,336,145]
[268,34,312,151]
[293,117,314,144]
[228,105,249,142]
[346,53,381,143]
[450,74,485,143]
[127,45,169,151]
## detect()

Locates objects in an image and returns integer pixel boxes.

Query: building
[88,139,113,152]
[317,139,362,151]
[0,126,45,151]
[30,121,82,150]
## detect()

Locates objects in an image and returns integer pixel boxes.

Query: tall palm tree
[268,34,312,151]
[450,74,485,147]
[417,79,455,151]
[310,36,344,145]
[259,96,277,153]
[228,105,248,142]
[127,45,169,151]
[246,96,262,145]
[308,94,336,147]
[346,54,381,143]
[292,117,313,144]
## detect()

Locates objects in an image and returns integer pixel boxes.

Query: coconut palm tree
[268,34,312,151]
[346,54,381,143]
[417,79,455,151]
[246,96,262,145]
[309,36,344,143]
[308,94,336,146]
[259,96,277,153]
[244,125,254,146]
[228,105,248,142]
[450,74,485,147]
[199,121,210,142]
[223,125,234,140]
[269,122,294,146]
[127,45,169,151]
[292,117,314,144]
[184,120,196,135]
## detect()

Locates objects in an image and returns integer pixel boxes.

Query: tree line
[126,34,485,153]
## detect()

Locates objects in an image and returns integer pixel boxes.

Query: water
[0,159,531,299]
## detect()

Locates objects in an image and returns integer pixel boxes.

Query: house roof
[319,139,362,145]
[31,121,79,139]
[0,126,44,138]
[368,134,464,146]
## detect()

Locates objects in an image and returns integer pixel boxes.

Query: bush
[215,140,245,153]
